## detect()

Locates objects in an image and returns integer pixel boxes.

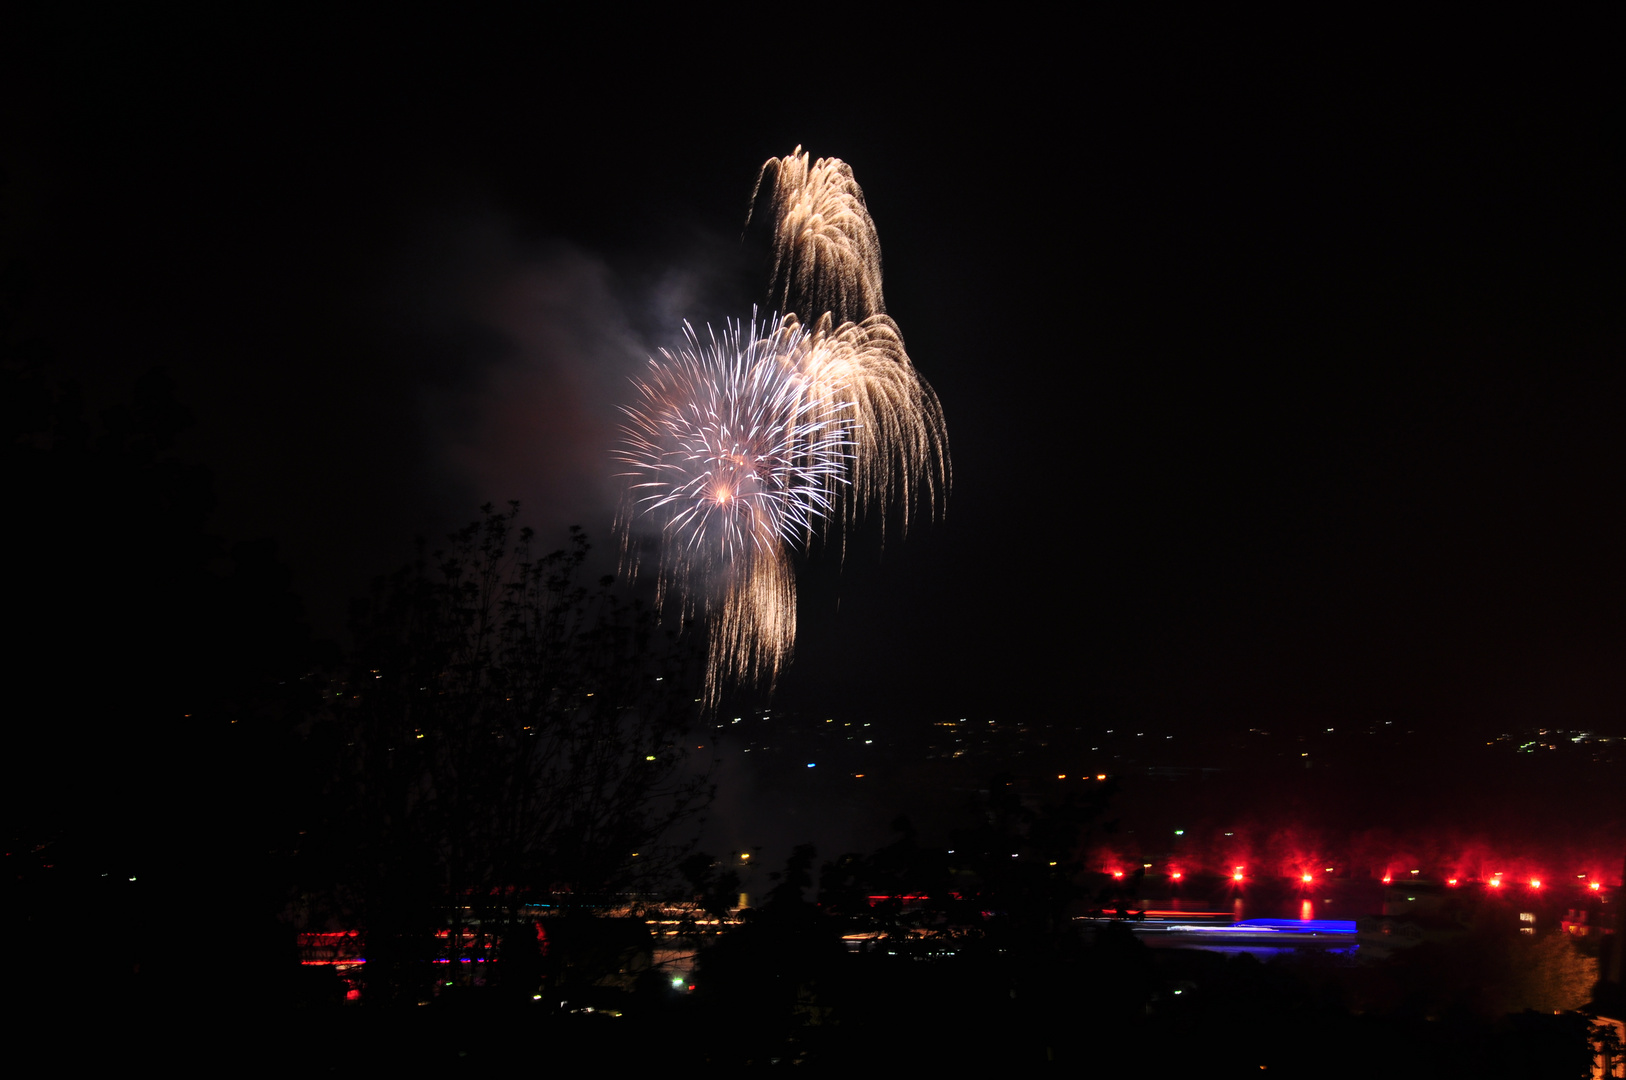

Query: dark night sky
[6,12,1625,752]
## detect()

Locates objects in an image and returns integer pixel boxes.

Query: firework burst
[616,318,856,694]
[617,317,857,564]
[618,148,948,703]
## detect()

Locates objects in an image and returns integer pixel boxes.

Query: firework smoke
[618,148,948,703]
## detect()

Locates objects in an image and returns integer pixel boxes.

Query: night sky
[7,13,1624,758]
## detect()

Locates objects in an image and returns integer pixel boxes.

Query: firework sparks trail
[783,310,948,539]
[750,148,887,326]
[618,147,949,703]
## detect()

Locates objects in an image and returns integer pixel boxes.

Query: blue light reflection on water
[1162,944,1361,958]
[1232,918,1356,934]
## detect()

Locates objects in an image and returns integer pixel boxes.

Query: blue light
[1234,918,1356,934]
[1156,918,1357,938]
[807,762,816,768]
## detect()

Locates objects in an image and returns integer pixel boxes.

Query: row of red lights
[1103,868,1605,890]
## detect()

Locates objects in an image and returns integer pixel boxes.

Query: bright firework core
[617,318,857,565]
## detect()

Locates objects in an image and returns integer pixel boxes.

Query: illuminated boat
[1141,917,1357,944]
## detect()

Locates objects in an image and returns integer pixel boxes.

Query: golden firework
[619,148,949,704]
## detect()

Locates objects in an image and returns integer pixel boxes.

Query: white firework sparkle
[617,317,856,563]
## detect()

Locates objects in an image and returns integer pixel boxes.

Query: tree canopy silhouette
[304,505,707,1002]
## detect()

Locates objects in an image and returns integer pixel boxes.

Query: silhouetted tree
[692,843,845,1063]
[678,851,741,919]
[305,505,706,1003]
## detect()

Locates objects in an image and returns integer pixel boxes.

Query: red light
[1447,878,1459,886]
[1489,878,1503,888]
[1112,870,1125,879]
[1381,875,1392,885]
[1232,870,1244,883]
[1589,882,1602,891]
[1301,873,1313,884]
[1529,879,1541,889]
[1171,871,1183,881]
